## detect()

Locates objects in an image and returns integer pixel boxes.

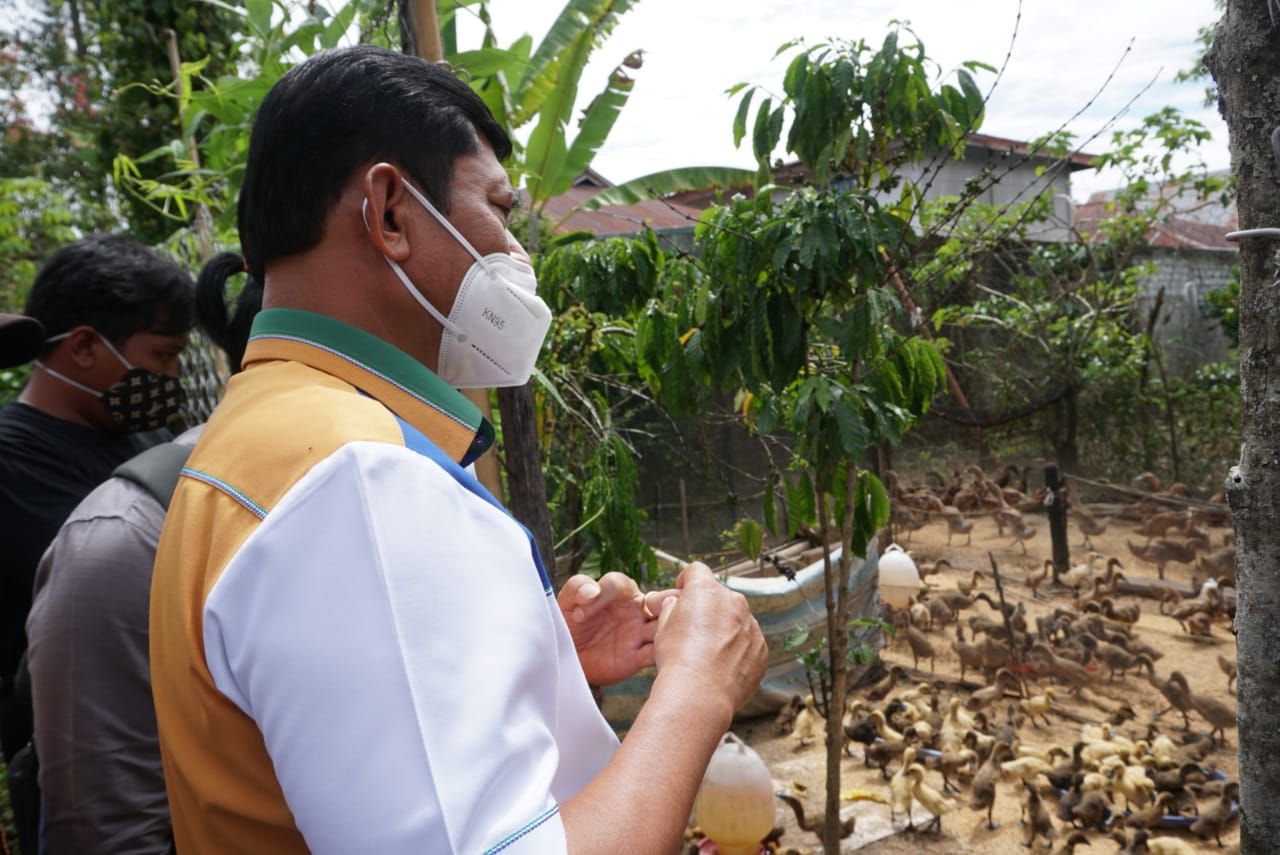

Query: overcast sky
[454,1,1226,203]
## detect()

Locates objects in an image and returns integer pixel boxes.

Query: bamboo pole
[406,0,505,505]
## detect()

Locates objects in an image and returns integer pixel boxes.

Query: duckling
[1069,784,1112,832]
[1009,517,1038,554]
[965,667,1018,713]
[1127,539,1197,580]
[1001,754,1054,786]
[936,746,978,794]
[917,557,953,586]
[970,740,1013,829]
[1074,507,1109,550]
[772,694,804,736]
[906,763,955,833]
[1106,761,1157,811]
[900,621,937,672]
[1125,791,1177,829]
[790,694,824,747]
[1137,657,1193,731]
[1022,779,1058,849]
[1060,552,1102,591]
[775,792,855,845]
[1021,687,1056,728]
[1186,681,1237,746]
[888,746,918,827]
[870,708,905,743]
[956,569,984,594]
[944,695,976,733]
[1052,829,1092,855]
[1046,741,1086,792]
[941,507,973,546]
[1187,778,1239,844]
[1027,559,1052,599]
[865,664,909,702]
[1119,828,1201,855]
[865,734,911,779]
[1100,597,1141,625]
[1217,653,1237,695]
[927,596,956,631]
[843,707,879,763]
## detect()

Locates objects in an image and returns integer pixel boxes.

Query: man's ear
[362,163,413,263]
[62,326,102,369]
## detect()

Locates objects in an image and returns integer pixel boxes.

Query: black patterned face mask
[36,332,186,432]
[99,367,186,432]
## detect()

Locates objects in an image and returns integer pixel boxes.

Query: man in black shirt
[0,234,194,764]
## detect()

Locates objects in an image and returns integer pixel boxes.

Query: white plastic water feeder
[877,544,922,609]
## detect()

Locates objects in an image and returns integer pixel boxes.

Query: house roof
[1074,174,1239,250]
[536,182,706,236]
[965,133,1097,171]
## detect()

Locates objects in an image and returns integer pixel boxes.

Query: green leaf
[557,63,636,199]
[245,0,272,36]
[578,166,755,209]
[452,47,525,78]
[785,472,816,537]
[732,86,755,149]
[737,518,763,561]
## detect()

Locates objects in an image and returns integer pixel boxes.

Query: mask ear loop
[398,180,497,281]
[363,196,469,344]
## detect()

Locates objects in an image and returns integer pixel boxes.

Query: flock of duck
[762,466,1239,854]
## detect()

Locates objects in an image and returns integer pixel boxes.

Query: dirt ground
[728,505,1240,855]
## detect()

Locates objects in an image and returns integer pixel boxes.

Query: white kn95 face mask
[366,179,552,389]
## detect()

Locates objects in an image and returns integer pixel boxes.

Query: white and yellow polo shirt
[150,309,618,854]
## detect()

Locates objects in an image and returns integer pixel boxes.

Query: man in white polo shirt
[149,45,767,855]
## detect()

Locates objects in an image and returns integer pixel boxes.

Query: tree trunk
[498,384,557,584]
[822,466,858,853]
[1206,6,1280,851]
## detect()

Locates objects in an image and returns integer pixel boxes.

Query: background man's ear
[63,327,102,369]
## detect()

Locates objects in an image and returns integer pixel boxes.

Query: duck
[1134,509,1192,542]
[1073,507,1109,550]
[1218,653,1237,695]
[899,620,937,672]
[870,708,905,743]
[1137,656,1193,731]
[1026,559,1052,599]
[1117,828,1201,855]
[940,507,973,546]
[1100,597,1141,625]
[790,694,824,747]
[927,596,956,631]
[917,557,953,586]
[888,746,918,827]
[1021,779,1058,849]
[1000,754,1054,786]
[1052,829,1092,855]
[865,665,909,702]
[905,763,955,833]
[936,746,978,794]
[956,569,984,594]
[1021,687,1056,728]
[1127,538,1198,580]
[1185,678,1237,746]
[1060,552,1103,591]
[775,792,855,844]
[1008,517,1038,554]
[969,740,1013,830]
[965,667,1018,713]
[1125,791,1177,829]
[1188,780,1238,847]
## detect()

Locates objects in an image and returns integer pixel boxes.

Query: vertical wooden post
[1044,464,1069,582]
[679,478,691,557]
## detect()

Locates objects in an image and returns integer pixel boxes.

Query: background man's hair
[195,252,264,373]
[26,234,195,355]
[236,45,512,281]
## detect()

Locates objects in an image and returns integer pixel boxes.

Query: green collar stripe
[247,308,483,431]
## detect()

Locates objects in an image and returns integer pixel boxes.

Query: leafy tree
[622,31,982,850]
[0,0,241,242]
[926,108,1231,477]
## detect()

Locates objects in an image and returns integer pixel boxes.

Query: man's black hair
[236,45,512,281]
[26,234,195,355]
